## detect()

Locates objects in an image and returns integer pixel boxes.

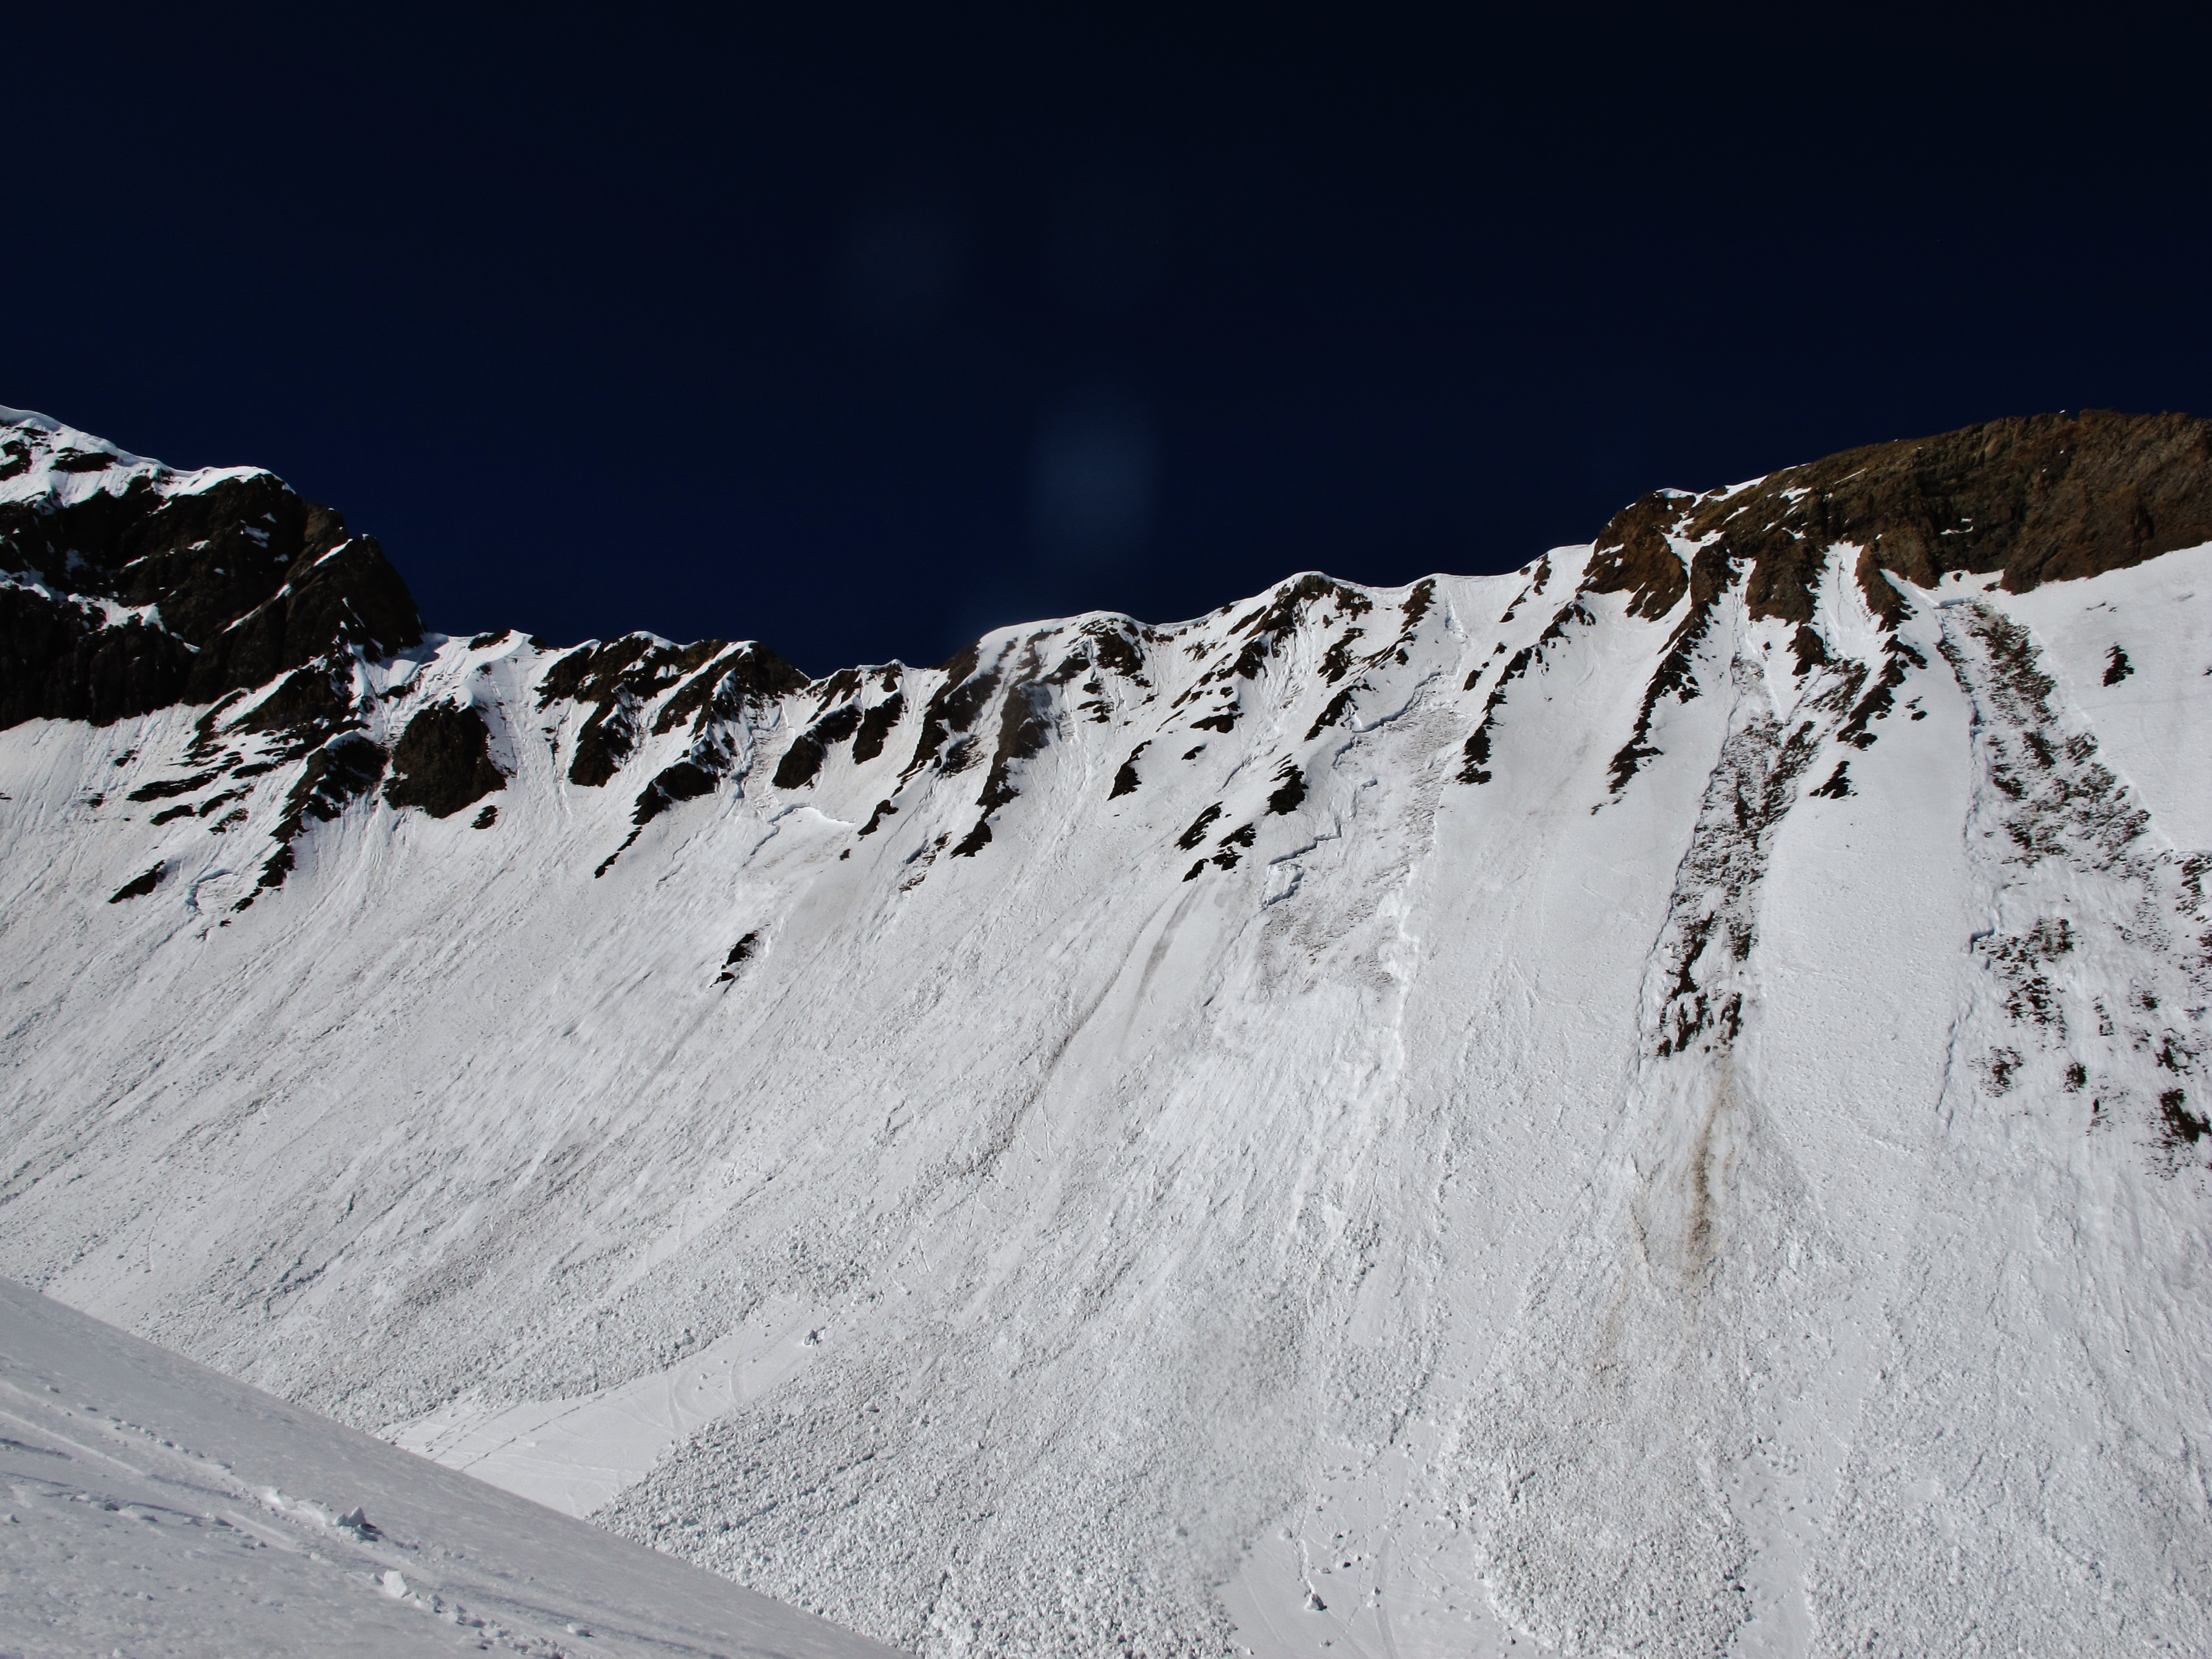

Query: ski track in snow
[0,1275,900,1657]
[2,482,2210,1657]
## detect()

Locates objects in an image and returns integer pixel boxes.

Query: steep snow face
[1,410,2208,1658]
[0,1275,902,1657]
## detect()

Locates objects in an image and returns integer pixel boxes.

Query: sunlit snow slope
[0,1275,903,1657]
[3,405,2209,1657]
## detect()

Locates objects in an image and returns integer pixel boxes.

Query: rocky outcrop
[1584,409,2212,627]
[1580,410,2212,795]
[1,417,422,729]
[12,401,2210,919]
[383,703,504,819]
[538,637,805,788]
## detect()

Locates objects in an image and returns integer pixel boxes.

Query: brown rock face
[1582,491,1696,620]
[1571,409,2210,800]
[1584,410,2212,625]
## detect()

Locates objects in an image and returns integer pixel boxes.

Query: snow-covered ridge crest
[2,405,2210,1657]
[0,402,269,509]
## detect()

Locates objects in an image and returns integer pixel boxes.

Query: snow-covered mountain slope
[0,1275,904,1658]
[2,405,2208,1656]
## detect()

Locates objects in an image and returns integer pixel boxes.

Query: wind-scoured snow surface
[2,407,2209,1656]
[0,1276,904,1657]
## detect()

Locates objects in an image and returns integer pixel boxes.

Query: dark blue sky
[10,7,2204,675]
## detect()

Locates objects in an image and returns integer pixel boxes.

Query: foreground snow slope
[0,1276,903,1657]
[2,407,2208,1656]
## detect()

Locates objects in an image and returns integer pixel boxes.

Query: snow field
[0,1275,903,1657]
[1,529,2207,1656]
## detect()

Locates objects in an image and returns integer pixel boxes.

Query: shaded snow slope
[0,1276,902,1657]
[1,408,2209,1657]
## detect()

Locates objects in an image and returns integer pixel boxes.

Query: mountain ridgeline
[3,402,2210,1657]
[6,406,2208,907]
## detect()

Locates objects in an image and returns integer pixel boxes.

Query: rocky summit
[3,402,2208,1657]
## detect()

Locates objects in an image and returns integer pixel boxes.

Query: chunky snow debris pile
[2,403,2209,1657]
[0,1275,903,1658]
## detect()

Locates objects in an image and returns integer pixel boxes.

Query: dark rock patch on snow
[283,733,389,835]
[902,646,1000,780]
[775,702,867,789]
[541,637,785,785]
[1809,761,1853,799]
[1176,803,1224,850]
[1601,548,1734,795]
[383,704,504,819]
[1110,742,1149,799]
[633,760,718,827]
[127,769,224,803]
[648,644,808,739]
[1791,626,1831,676]
[1837,639,1926,749]
[716,931,760,984]
[978,672,1052,815]
[108,863,164,902]
[238,731,391,904]
[232,663,356,737]
[851,692,905,764]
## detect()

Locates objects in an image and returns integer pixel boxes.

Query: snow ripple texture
[2,461,2210,1655]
